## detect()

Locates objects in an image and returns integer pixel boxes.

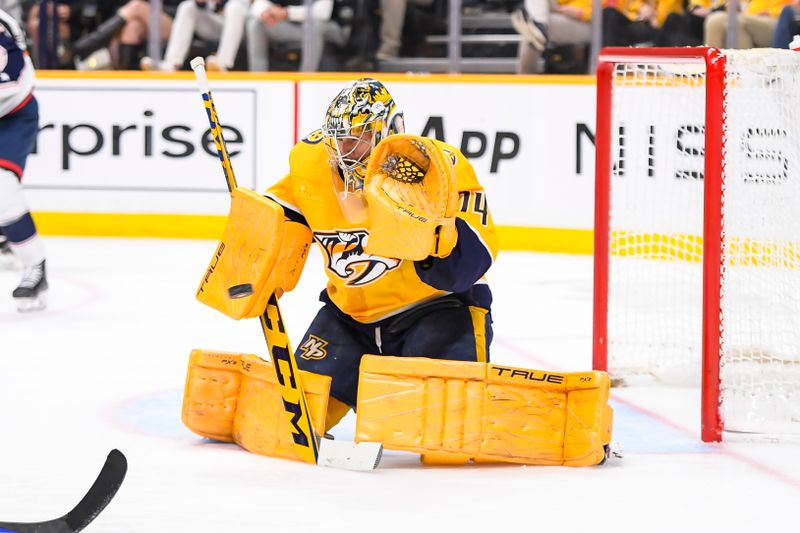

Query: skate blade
[15,292,47,312]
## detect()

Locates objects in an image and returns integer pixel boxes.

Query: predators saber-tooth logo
[314,230,400,286]
[299,335,329,360]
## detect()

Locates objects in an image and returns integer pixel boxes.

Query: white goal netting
[605,49,800,434]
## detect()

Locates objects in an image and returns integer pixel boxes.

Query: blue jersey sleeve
[414,217,494,294]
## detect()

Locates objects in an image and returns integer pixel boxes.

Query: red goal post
[592,47,800,442]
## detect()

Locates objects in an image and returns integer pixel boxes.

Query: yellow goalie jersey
[265,131,499,323]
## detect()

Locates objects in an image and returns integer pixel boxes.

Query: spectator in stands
[771,1,800,47]
[25,0,83,67]
[27,1,123,68]
[602,0,683,47]
[658,0,724,46]
[705,0,791,48]
[511,0,594,74]
[141,0,249,71]
[71,0,178,69]
[246,0,337,71]
[376,0,433,60]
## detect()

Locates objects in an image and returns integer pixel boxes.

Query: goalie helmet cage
[592,47,800,442]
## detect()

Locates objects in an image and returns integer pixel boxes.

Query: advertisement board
[24,73,599,250]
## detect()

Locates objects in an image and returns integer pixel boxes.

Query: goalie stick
[0,449,127,533]
[189,57,382,471]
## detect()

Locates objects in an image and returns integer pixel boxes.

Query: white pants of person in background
[246,0,333,71]
[377,0,434,60]
[157,0,249,71]
[517,13,591,73]
[513,0,592,74]
[704,12,779,49]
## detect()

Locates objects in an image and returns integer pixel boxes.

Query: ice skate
[12,259,48,312]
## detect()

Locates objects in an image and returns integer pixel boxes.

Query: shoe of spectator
[205,55,228,72]
[511,7,548,52]
[140,57,176,72]
[75,48,113,71]
[344,55,376,71]
[375,47,399,61]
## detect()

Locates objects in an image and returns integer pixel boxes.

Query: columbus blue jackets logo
[314,230,400,286]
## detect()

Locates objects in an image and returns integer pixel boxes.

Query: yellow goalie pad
[364,134,459,260]
[355,355,613,466]
[196,188,311,320]
[181,349,330,462]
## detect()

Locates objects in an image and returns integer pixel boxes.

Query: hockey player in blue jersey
[0,8,48,311]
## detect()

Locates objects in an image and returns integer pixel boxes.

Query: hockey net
[593,48,800,441]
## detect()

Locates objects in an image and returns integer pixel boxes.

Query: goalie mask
[323,78,404,220]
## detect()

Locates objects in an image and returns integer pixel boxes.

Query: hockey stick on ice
[190,57,318,465]
[0,449,127,533]
[189,58,382,470]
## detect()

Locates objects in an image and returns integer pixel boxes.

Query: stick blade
[66,449,128,531]
[0,450,127,533]
[317,440,383,471]
[65,449,127,531]
[0,521,72,533]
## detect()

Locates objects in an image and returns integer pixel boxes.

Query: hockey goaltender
[181,77,614,468]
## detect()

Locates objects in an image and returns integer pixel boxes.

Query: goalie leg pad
[355,355,613,466]
[182,349,332,462]
[196,189,312,320]
[181,349,242,442]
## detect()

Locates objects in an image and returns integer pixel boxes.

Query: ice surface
[0,239,797,532]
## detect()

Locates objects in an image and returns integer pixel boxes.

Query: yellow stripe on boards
[497,226,594,254]
[610,231,703,262]
[32,212,800,269]
[31,213,595,253]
